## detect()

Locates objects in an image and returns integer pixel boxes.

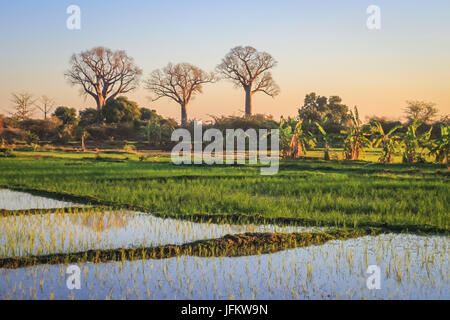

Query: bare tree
[145,63,215,126]
[35,95,55,119]
[65,47,142,111]
[217,46,279,116]
[10,92,36,121]
[404,100,439,124]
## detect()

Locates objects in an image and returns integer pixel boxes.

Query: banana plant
[341,106,371,160]
[314,121,332,160]
[428,124,449,168]
[401,118,432,163]
[370,120,402,163]
[290,120,316,158]
[279,117,315,159]
[279,117,295,158]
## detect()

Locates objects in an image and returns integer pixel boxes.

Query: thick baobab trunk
[244,86,252,116]
[94,96,106,123]
[181,102,188,127]
[95,95,106,111]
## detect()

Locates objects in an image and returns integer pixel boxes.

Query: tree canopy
[53,106,78,126]
[145,63,215,126]
[217,46,279,116]
[10,92,36,121]
[102,96,141,124]
[298,93,350,125]
[403,100,439,124]
[65,47,142,111]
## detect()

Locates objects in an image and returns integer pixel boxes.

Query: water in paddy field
[0,189,448,300]
[0,234,448,300]
[0,189,80,210]
[0,189,323,258]
[0,210,324,258]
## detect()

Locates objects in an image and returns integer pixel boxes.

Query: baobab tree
[65,47,142,112]
[145,63,215,126]
[35,95,55,119]
[10,92,36,121]
[217,46,279,116]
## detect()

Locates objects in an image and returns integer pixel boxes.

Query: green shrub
[0,147,15,158]
[123,144,137,154]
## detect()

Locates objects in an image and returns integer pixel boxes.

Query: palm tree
[428,124,449,168]
[370,120,402,163]
[341,107,371,160]
[401,118,432,163]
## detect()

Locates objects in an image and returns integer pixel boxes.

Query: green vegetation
[0,153,448,234]
[0,229,379,269]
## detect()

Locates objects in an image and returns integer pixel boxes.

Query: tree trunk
[181,102,188,127]
[81,136,86,152]
[244,86,252,117]
[447,152,449,170]
[290,135,301,159]
[324,144,330,161]
[94,96,106,124]
[96,95,106,111]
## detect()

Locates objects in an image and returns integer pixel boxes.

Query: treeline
[0,43,448,166]
[1,91,448,168]
[0,96,177,150]
[279,94,449,166]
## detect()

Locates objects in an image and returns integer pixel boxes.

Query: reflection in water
[1,189,447,300]
[0,234,448,300]
[0,210,324,258]
[77,211,129,232]
[0,189,79,210]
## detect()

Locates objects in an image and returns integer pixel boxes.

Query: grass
[0,228,380,269]
[0,150,448,234]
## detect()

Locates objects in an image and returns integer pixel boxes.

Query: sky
[0,0,449,123]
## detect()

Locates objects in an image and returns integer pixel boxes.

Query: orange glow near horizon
[0,0,449,123]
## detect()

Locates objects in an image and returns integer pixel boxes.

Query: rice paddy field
[0,151,448,300]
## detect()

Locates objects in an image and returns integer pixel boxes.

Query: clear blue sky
[1,0,449,122]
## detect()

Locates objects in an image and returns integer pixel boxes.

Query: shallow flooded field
[0,189,80,210]
[0,189,448,300]
[0,234,448,300]
[0,210,322,258]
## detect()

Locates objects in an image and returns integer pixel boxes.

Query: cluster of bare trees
[65,46,279,126]
[9,93,56,121]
